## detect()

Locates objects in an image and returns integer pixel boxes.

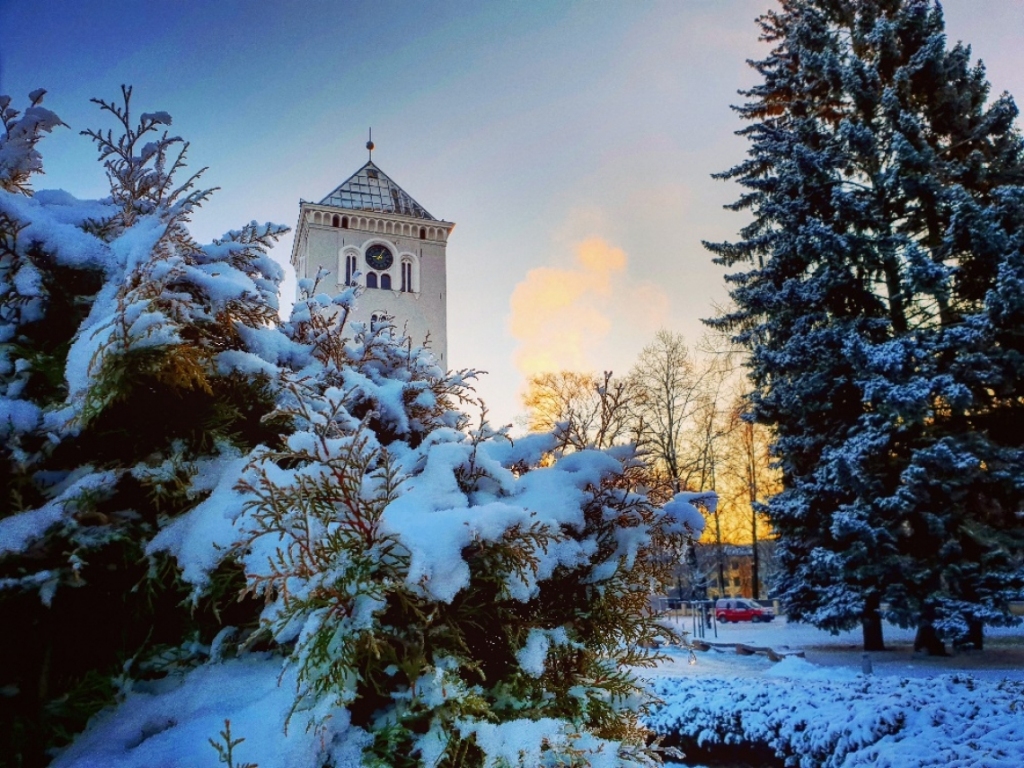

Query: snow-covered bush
[0,89,65,194]
[1,87,707,767]
[646,663,1024,767]
[149,273,709,767]
[0,87,287,762]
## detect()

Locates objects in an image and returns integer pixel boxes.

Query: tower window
[419,227,426,240]
[341,216,349,229]
[381,273,392,290]
[401,260,413,292]
[345,254,357,285]
[332,215,340,227]
[366,272,378,289]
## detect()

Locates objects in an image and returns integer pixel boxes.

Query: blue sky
[3,0,1023,426]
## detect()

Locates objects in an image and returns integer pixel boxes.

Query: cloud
[508,238,668,376]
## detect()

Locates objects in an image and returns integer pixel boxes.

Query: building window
[381,273,392,290]
[366,272,378,289]
[401,260,413,292]
[345,254,356,285]
[419,227,426,240]
[341,216,349,229]
[332,214,340,227]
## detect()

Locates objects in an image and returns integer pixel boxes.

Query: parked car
[715,598,774,623]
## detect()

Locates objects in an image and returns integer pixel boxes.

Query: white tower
[290,151,454,366]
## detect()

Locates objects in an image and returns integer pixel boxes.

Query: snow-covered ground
[651,614,1024,682]
[50,615,1024,768]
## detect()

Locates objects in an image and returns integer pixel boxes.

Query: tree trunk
[748,423,761,600]
[751,531,760,600]
[913,621,948,656]
[880,236,909,336]
[713,511,726,595]
[687,542,706,601]
[967,617,984,650]
[861,593,885,651]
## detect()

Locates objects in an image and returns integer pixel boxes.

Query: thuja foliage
[2,87,705,767]
[222,276,701,767]
[0,87,287,763]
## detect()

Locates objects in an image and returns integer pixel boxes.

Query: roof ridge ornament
[366,128,374,162]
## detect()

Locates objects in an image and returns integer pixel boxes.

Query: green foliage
[706,0,1024,648]
[235,359,693,765]
[0,86,287,765]
[3,85,698,768]
[209,720,259,768]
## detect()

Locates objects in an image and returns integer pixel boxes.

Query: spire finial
[366,128,374,161]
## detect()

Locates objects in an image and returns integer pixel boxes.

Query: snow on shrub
[646,660,1024,767]
[0,86,289,763]
[162,277,706,767]
[2,86,706,767]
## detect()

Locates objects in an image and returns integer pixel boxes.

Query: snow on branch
[0,89,66,195]
[81,85,216,230]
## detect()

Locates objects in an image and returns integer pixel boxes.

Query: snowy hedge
[646,659,1024,767]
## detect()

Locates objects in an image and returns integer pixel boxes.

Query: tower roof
[318,161,436,221]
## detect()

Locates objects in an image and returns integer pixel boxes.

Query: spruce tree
[708,0,1024,652]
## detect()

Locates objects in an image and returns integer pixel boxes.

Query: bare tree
[521,370,640,451]
[630,331,703,492]
[519,331,781,601]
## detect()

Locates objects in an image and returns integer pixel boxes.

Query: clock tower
[290,156,455,366]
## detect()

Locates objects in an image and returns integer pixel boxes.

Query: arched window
[419,227,426,240]
[341,216,349,229]
[345,253,357,285]
[332,215,340,227]
[401,260,413,292]
[371,314,379,324]
[366,272,378,289]
[381,273,392,290]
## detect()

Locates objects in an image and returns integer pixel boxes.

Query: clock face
[365,244,394,271]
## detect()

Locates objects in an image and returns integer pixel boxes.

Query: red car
[715,598,775,623]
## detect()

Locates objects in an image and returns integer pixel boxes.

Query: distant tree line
[520,329,780,599]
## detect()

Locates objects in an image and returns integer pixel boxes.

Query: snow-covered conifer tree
[708,0,1024,652]
[2,87,706,767]
[0,86,288,760]
[138,272,709,767]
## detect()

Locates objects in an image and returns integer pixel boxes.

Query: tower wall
[291,205,452,367]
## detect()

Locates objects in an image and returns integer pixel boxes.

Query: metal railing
[652,598,718,639]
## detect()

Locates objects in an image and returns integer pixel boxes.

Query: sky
[3,0,1023,428]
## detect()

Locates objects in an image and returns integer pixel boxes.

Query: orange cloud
[508,238,665,377]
